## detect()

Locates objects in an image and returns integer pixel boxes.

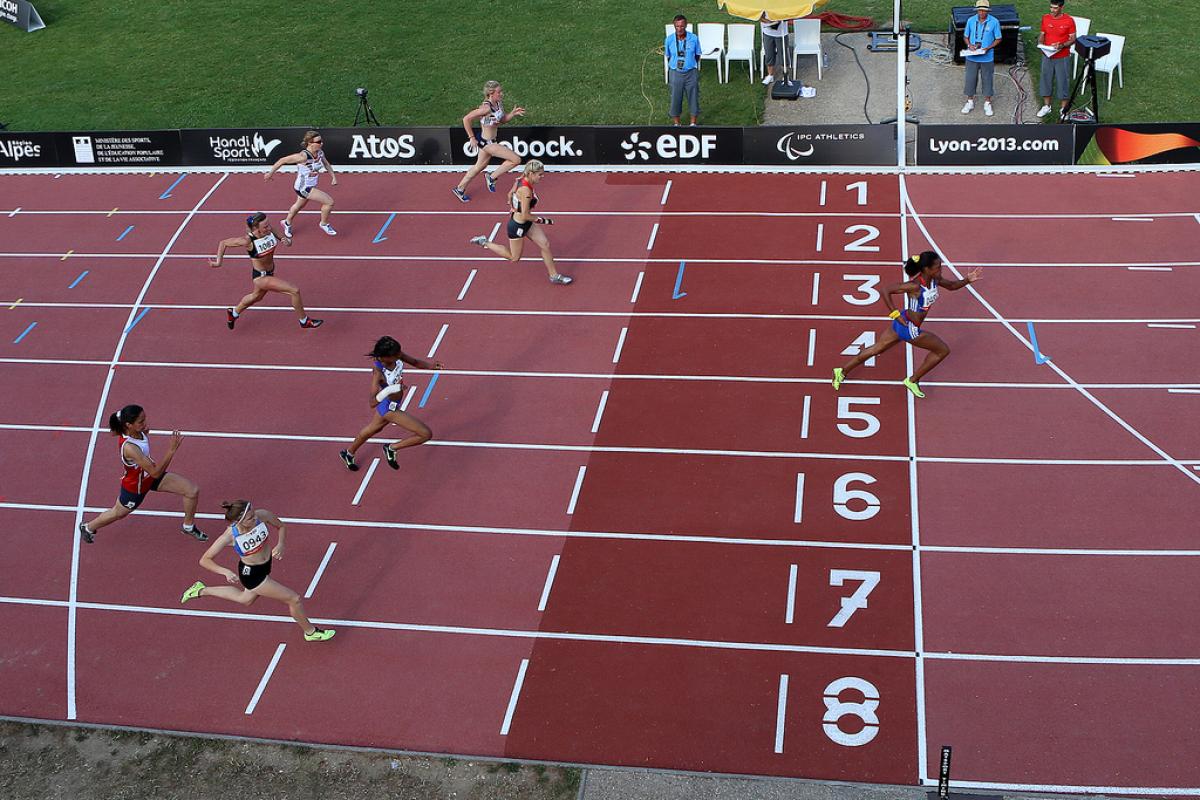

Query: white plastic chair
[663,22,694,83]
[1093,32,1124,99]
[791,18,823,80]
[697,23,726,82]
[1070,16,1091,78]
[725,23,756,82]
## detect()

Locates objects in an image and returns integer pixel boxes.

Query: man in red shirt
[1037,0,1077,118]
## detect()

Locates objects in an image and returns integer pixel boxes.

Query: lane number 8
[823,676,880,747]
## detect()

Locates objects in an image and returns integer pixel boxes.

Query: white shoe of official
[984,101,994,117]
[961,99,974,114]
[1036,104,1052,118]
[762,74,774,85]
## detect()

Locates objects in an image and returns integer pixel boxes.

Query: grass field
[0,1,1185,130]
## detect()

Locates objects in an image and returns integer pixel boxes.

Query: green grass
[0,1,1183,130]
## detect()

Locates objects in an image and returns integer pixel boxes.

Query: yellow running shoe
[832,368,845,391]
[180,581,205,604]
[902,378,925,399]
[304,627,336,642]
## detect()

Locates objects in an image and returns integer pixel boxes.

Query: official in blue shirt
[665,14,702,125]
[961,0,1002,116]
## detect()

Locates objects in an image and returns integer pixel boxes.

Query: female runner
[210,212,323,330]
[339,336,444,472]
[469,160,572,285]
[78,403,205,544]
[264,130,339,237]
[180,499,335,642]
[451,80,525,203]
[833,251,982,398]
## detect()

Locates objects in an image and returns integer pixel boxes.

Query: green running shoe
[832,367,845,390]
[902,378,925,399]
[180,581,205,604]
[304,627,336,642]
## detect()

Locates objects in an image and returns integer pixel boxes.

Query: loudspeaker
[949,4,1020,64]
[1074,34,1111,60]
[771,80,804,101]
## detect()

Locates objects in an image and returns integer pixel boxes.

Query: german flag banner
[1076,123,1200,165]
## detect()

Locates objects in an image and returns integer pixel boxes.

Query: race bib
[251,233,278,257]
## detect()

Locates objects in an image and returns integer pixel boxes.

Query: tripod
[353,91,381,127]
[1062,49,1101,123]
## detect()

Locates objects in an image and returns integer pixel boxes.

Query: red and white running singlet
[118,433,153,493]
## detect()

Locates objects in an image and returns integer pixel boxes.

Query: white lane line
[537,555,561,612]
[646,223,659,251]
[1127,266,1173,271]
[774,674,789,753]
[1111,217,1154,222]
[8,207,19,217]
[793,474,805,524]
[67,171,228,721]
[1168,388,1200,394]
[806,329,817,367]
[245,643,287,715]
[810,272,820,306]
[499,658,530,735]
[902,174,1200,489]
[304,542,338,598]
[426,323,449,358]
[456,269,477,301]
[630,271,644,303]
[350,458,380,506]
[590,390,610,433]
[819,180,827,206]
[660,180,672,205]
[799,395,811,439]
[571,465,590,515]
[611,327,628,363]
[1147,323,1196,329]
[488,221,501,242]
[784,565,798,624]
[566,466,587,515]
[1096,173,1137,178]
[398,385,418,411]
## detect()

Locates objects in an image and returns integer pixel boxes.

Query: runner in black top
[469,160,572,285]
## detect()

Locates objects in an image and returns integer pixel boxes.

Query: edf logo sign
[598,127,742,165]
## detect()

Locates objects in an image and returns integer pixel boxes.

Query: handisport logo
[776,132,815,160]
[620,131,718,161]
[349,134,416,160]
[207,132,283,162]
[463,134,581,159]
[0,138,43,163]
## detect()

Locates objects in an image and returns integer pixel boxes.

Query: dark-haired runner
[265,130,339,237]
[833,251,982,398]
[339,336,444,472]
[209,212,323,330]
[78,404,205,543]
[180,499,335,642]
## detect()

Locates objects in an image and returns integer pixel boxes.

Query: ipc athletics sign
[0,0,45,32]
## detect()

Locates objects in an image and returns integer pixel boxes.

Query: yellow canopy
[717,0,829,22]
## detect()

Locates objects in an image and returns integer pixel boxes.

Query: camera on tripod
[353,86,380,126]
[1062,35,1111,123]
[355,87,368,98]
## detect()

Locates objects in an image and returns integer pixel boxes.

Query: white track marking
[456,269,477,301]
[660,180,672,205]
[793,474,805,524]
[799,395,811,439]
[1127,266,1172,271]
[398,385,418,411]
[630,271,644,303]
[774,674,789,753]
[611,327,628,363]
[784,565,798,624]
[806,329,817,367]
[646,223,659,250]
[537,555,561,612]
[1168,388,1200,394]
[566,466,586,514]
[810,272,820,305]
[244,643,286,715]
[304,543,338,598]
[426,323,449,358]
[902,175,1200,488]
[815,222,824,252]
[7,207,19,217]
[1111,217,1154,222]
[819,180,827,206]
[66,172,227,721]
[590,391,610,433]
[351,459,380,505]
[1146,323,1195,329]
[488,222,500,242]
[499,659,529,735]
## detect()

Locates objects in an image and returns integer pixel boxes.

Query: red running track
[1,169,1199,794]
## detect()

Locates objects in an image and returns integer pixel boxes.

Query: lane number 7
[827,569,881,628]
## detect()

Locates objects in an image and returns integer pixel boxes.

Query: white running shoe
[761,74,774,85]
[469,235,488,247]
[282,220,292,238]
[319,223,337,236]
[984,101,994,117]
[1036,104,1051,118]
[960,99,974,114]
